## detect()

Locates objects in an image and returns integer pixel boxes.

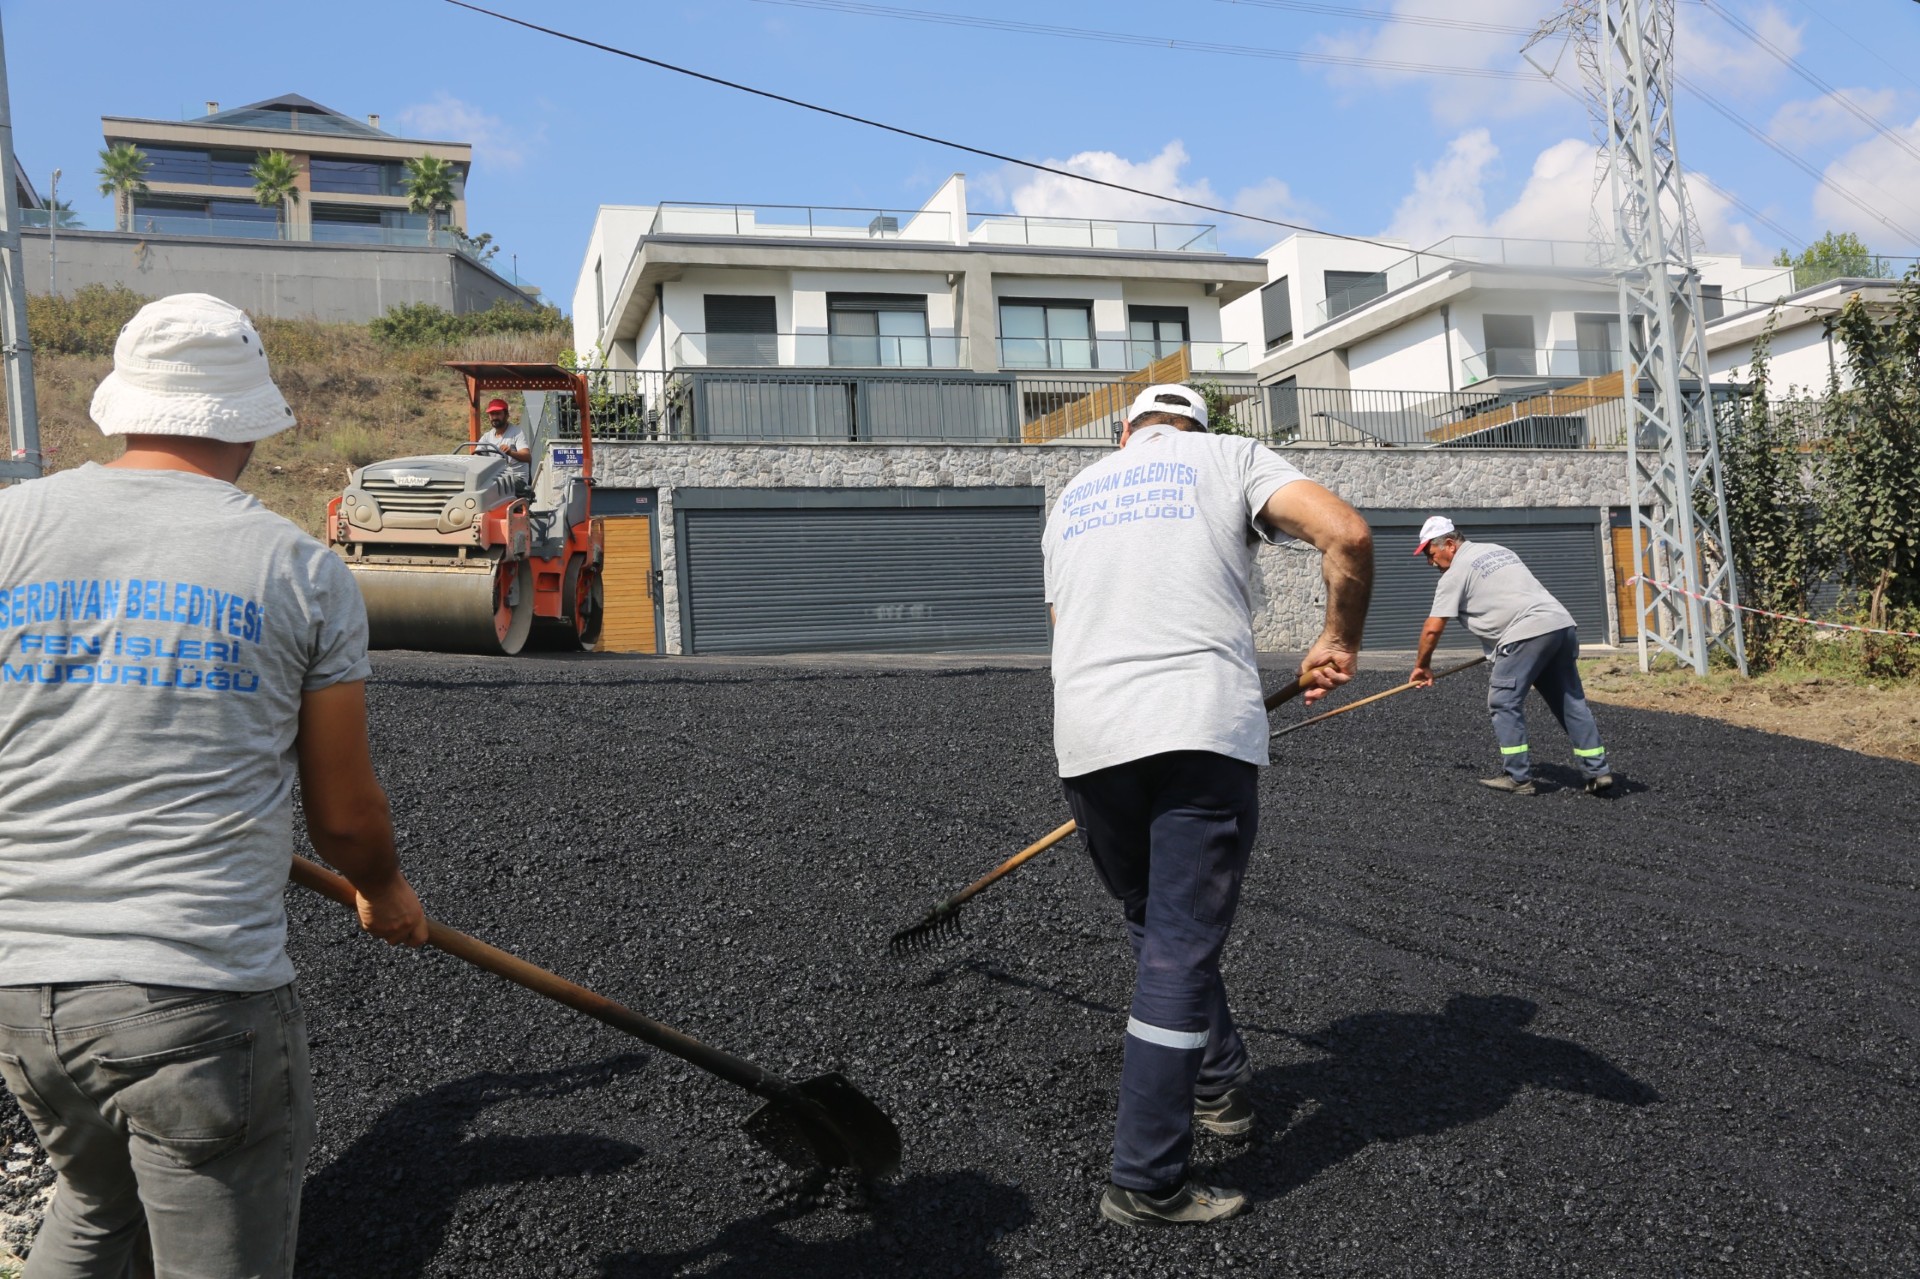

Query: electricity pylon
[1526,0,1747,676]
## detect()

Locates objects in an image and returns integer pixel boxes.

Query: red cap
[485,398,509,414]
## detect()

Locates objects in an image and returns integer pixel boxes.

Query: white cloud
[1386,130,1765,257]
[1813,114,1920,253]
[1675,1,1803,99]
[1769,88,1906,151]
[1310,0,1569,126]
[393,92,534,171]
[995,141,1312,246]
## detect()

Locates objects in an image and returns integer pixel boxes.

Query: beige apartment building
[99,93,470,246]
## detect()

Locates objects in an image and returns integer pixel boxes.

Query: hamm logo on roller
[391,475,432,488]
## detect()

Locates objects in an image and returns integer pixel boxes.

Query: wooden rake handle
[1269,654,1487,739]
[934,668,1322,914]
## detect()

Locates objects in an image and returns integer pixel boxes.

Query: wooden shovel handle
[286,855,796,1103]
[1270,654,1487,738]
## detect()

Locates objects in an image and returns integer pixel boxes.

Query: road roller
[327,362,604,656]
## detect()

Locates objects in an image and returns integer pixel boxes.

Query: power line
[1698,0,1920,172]
[1786,0,1920,94]
[439,0,1439,256]
[1207,0,1532,36]
[755,0,1544,80]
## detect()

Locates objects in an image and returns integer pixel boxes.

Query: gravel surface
[4,653,1917,1277]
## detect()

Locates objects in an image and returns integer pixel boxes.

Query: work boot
[1100,1180,1249,1227]
[1584,773,1615,796]
[1479,775,1536,795]
[1194,1086,1255,1137]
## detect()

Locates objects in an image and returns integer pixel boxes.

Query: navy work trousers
[1063,750,1259,1192]
[1489,625,1609,781]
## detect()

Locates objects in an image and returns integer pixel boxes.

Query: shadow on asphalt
[1223,994,1660,1200]
[296,1055,649,1278]
[595,1170,1032,1278]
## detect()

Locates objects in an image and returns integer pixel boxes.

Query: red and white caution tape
[1627,576,1920,639]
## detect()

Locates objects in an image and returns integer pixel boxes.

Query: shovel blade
[741,1073,902,1180]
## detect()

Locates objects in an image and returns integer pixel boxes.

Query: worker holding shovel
[0,295,428,1278]
[1044,384,1372,1227]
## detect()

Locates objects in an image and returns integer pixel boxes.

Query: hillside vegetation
[5,286,568,535]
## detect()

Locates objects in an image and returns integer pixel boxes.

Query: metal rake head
[888,904,965,956]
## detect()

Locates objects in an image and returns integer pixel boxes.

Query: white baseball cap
[1125,383,1208,430]
[1414,515,1457,555]
[90,293,296,443]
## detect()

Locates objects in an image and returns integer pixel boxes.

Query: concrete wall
[23,228,533,322]
[591,441,1631,654]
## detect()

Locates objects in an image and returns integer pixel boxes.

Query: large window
[828,294,931,367]
[1481,314,1538,376]
[140,146,255,188]
[704,295,779,366]
[1127,305,1189,364]
[1260,277,1293,349]
[131,196,278,238]
[1324,269,1387,320]
[309,205,428,244]
[310,158,407,196]
[1574,313,1620,377]
[1000,299,1095,369]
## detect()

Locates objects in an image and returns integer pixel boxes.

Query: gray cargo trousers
[1488,625,1609,782]
[0,983,312,1279]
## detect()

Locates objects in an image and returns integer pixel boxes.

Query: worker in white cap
[0,294,428,1275]
[1411,515,1613,796]
[1045,382,1373,1226]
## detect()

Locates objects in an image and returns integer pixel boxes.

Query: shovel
[289,855,901,1180]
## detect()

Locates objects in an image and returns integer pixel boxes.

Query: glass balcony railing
[670,332,969,369]
[20,208,89,230]
[966,213,1219,254]
[650,202,952,243]
[995,338,1248,373]
[1315,235,1605,327]
[1459,347,1620,384]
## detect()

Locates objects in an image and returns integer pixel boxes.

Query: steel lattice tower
[1527,0,1747,675]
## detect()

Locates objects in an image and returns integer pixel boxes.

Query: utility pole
[48,167,58,294]
[1526,0,1746,676]
[0,12,42,484]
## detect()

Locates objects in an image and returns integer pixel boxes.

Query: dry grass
[1581,658,1920,765]
[8,321,481,536]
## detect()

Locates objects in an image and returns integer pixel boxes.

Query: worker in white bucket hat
[0,294,426,1275]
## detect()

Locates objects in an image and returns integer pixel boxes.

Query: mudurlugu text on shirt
[0,576,267,692]
[1055,460,1201,540]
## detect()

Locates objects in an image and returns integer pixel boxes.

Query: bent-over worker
[1045,384,1373,1227]
[1410,515,1613,795]
[0,294,429,1277]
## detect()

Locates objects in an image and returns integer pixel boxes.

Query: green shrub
[369,299,567,349]
[26,283,151,356]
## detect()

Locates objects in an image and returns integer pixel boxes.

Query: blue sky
[7,0,1919,315]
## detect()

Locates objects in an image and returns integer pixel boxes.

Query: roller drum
[352,560,534,656]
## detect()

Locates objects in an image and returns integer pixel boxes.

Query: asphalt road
[4,653,1916,1276]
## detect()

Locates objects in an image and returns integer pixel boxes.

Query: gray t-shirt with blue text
[0,464,371,990]
[1428,540,1577,651]
[1043,425,1305,777]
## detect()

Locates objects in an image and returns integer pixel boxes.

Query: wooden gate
[599,515,659,653]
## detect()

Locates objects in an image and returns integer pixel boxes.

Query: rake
[1269,654,1486,738]
[889,668,1324,955]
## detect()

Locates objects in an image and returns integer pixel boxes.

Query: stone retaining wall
[593,442,1634,653]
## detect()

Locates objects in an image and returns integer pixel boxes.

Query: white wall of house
[572,205,654,357]
[1710,317,1839,393]
[1345,310,1450,392]
[1220,232,1413,359]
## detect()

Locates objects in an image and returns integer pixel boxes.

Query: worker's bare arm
[296,680,428,947]
[1411,618,1448,686]
[1259,480,1373,704]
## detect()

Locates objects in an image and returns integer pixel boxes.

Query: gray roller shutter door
[677,489,1049,655]
[1362,510,1606,651]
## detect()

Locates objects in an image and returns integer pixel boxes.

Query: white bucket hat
[90,294,296,443]
[1125,383,1209,430]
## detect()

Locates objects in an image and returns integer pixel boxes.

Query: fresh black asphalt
[4,653,1916,1276]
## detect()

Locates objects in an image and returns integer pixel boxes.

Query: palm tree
[402,154,457,247]
[249,150,301,240]
[95,142,150,233]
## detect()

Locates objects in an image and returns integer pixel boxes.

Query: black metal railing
[545,369,1660,451]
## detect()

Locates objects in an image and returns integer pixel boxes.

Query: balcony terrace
[1316,235,1602,327]
[645,200,1226,255]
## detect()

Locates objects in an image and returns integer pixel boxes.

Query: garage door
[675,488,1049,655]
[1363,509,1607,651]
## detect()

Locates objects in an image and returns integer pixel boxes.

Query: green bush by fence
[25,284,150,356]
[369,299,568,348]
